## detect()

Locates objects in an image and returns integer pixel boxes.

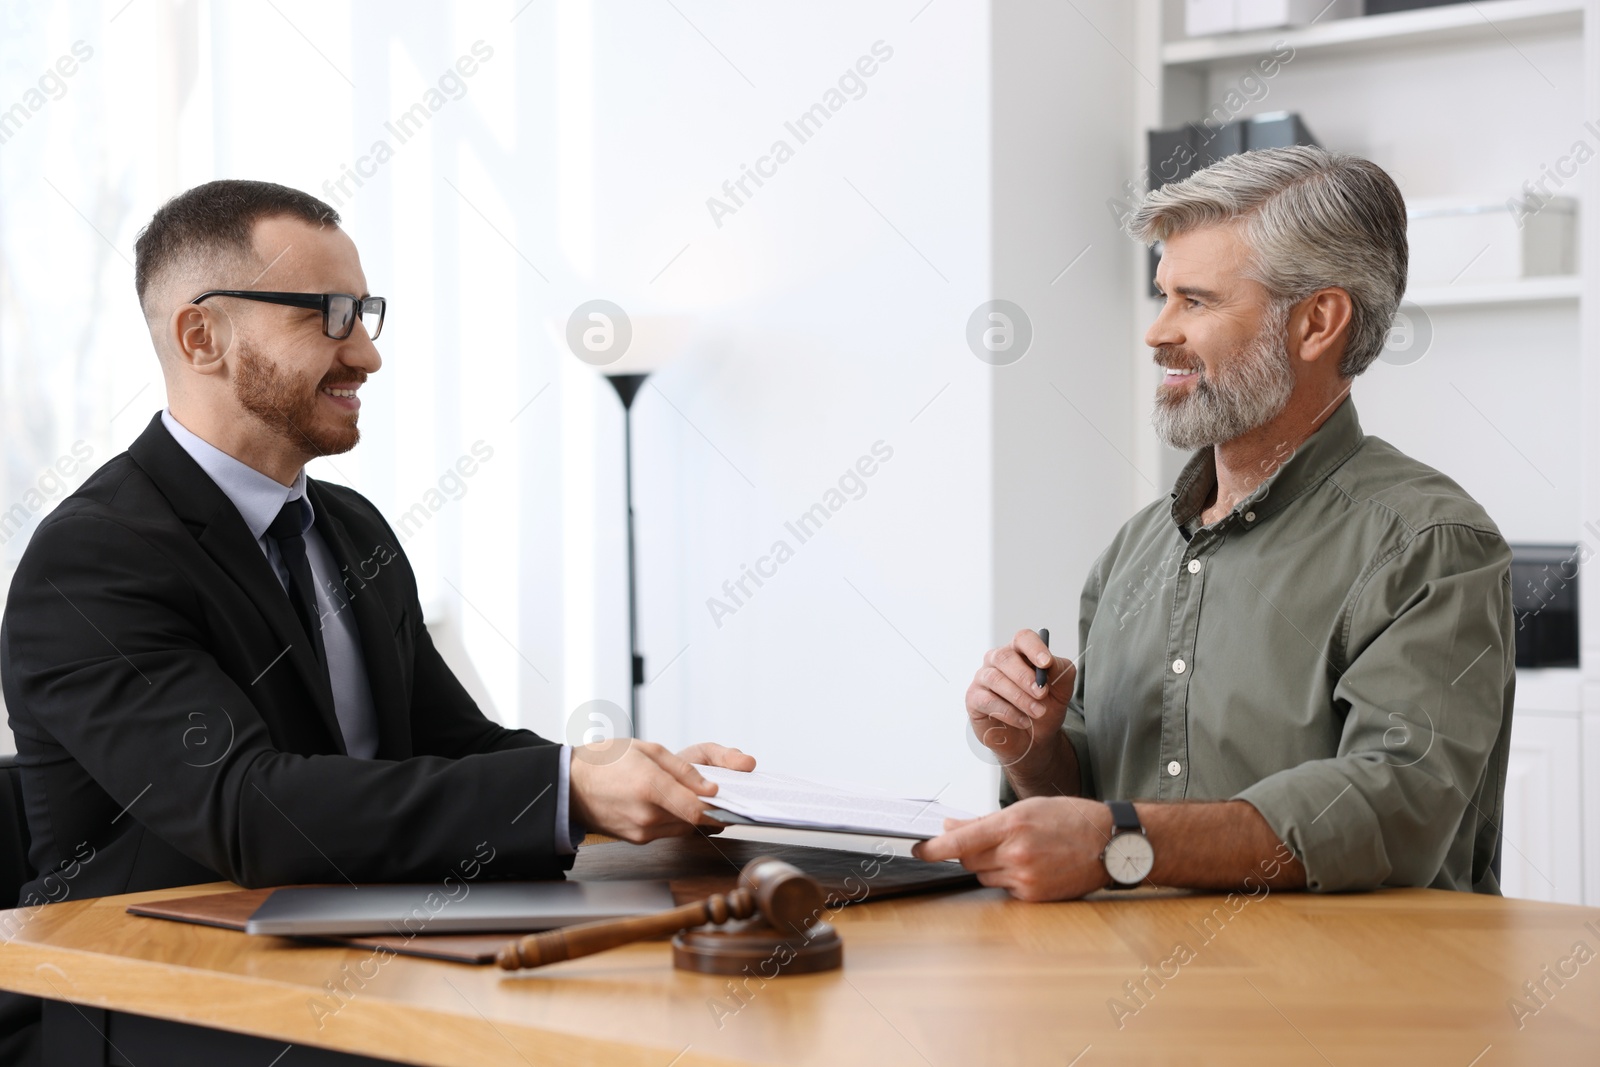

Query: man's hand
[912,797,1113,902]
[966,629,1076,787]
[567,740,754,844]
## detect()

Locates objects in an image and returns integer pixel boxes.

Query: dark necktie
[267,499,328,667]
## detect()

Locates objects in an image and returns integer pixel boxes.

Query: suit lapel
[308,482,413,760]
[126,415,346,753]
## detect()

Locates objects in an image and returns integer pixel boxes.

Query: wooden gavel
[496,856,827,971]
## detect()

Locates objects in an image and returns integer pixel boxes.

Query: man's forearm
[1138,799,1306,890]
[1004,731,1081,800]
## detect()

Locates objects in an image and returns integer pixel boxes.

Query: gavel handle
[496,889,753,970]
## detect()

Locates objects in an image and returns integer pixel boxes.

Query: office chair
[0,755,42,1065]
[0,754,32,908]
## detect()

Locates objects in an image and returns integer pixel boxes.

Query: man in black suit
[1,179,753,913]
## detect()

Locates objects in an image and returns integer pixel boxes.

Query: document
[696,766,975,840]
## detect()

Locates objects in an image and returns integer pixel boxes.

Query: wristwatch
[1101,800,1154,889]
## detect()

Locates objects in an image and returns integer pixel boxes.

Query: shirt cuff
[554,745,586,854]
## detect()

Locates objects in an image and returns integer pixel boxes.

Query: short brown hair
[133,179,340,314]
[1129,147,1408,378]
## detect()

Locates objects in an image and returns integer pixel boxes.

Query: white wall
[580,2,998,811]
[576,0,1141,813]
[991,0,1141,667]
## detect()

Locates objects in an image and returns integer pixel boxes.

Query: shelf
[1403,275,1581,308]
[1163,0,1583,71]
[1515,666,1582,715]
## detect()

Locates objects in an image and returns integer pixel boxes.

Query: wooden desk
[2,879,1598,1065]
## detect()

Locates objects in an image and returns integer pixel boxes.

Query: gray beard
[1151,302,1296,451]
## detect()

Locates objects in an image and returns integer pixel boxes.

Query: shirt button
[1172,658,1186,674]
[1244,511,1256,522]
[1187,559,1202,574]
[1167,760,1182,777]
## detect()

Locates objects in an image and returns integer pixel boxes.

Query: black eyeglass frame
[190,290,387,340]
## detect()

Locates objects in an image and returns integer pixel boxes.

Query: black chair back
[0,754,32,908]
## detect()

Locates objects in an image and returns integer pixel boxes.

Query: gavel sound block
[496,856,842,976]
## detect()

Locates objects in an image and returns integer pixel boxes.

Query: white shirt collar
[160,409,312,541]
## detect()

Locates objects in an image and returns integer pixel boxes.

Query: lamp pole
[606,372,648,738]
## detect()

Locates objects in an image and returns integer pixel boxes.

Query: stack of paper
[696,766,974,840]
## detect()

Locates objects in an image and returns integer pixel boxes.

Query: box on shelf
[1237,0,1362,30]
[1406,197,1577,287]
[1185,0,1362,36]
[1185,0,1237,35]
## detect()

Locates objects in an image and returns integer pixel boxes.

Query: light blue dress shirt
[160,411,580,853]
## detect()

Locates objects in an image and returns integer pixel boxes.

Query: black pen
[1036,628,1050,690]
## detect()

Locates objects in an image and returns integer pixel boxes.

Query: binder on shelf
[1143,112,1318,294]
[1364,1,1468,14]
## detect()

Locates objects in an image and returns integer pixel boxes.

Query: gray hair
[1128,146,1407,378]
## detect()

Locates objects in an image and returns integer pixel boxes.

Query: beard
[233,338,363,458]
[1151,301,1296,451]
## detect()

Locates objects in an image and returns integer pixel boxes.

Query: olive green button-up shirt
[1012,398,1515,893]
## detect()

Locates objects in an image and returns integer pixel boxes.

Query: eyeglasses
[190,290,387,340]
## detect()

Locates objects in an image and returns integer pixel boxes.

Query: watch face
[1104,832,1155,885]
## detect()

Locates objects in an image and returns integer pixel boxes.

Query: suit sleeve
[1235,523,1514,892]
[4,512,572,887]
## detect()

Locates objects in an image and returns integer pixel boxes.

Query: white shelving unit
[1407,275,1581,307]
[1133,0,1598,904]
[1516,665,1584,713]
[1162,0,1584,68]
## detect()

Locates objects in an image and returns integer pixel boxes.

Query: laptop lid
[244,880,676,937]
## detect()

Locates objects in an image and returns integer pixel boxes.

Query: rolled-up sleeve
[1235,522,1514,892]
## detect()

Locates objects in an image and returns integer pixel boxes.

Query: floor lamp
[605,371,648,738]
[586,316,693,740]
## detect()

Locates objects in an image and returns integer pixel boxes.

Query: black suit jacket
[1,414,570,904]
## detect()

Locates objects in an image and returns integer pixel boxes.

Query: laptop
[244,880,675,937]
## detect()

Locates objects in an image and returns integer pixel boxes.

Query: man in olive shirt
[917,147,1513,899]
